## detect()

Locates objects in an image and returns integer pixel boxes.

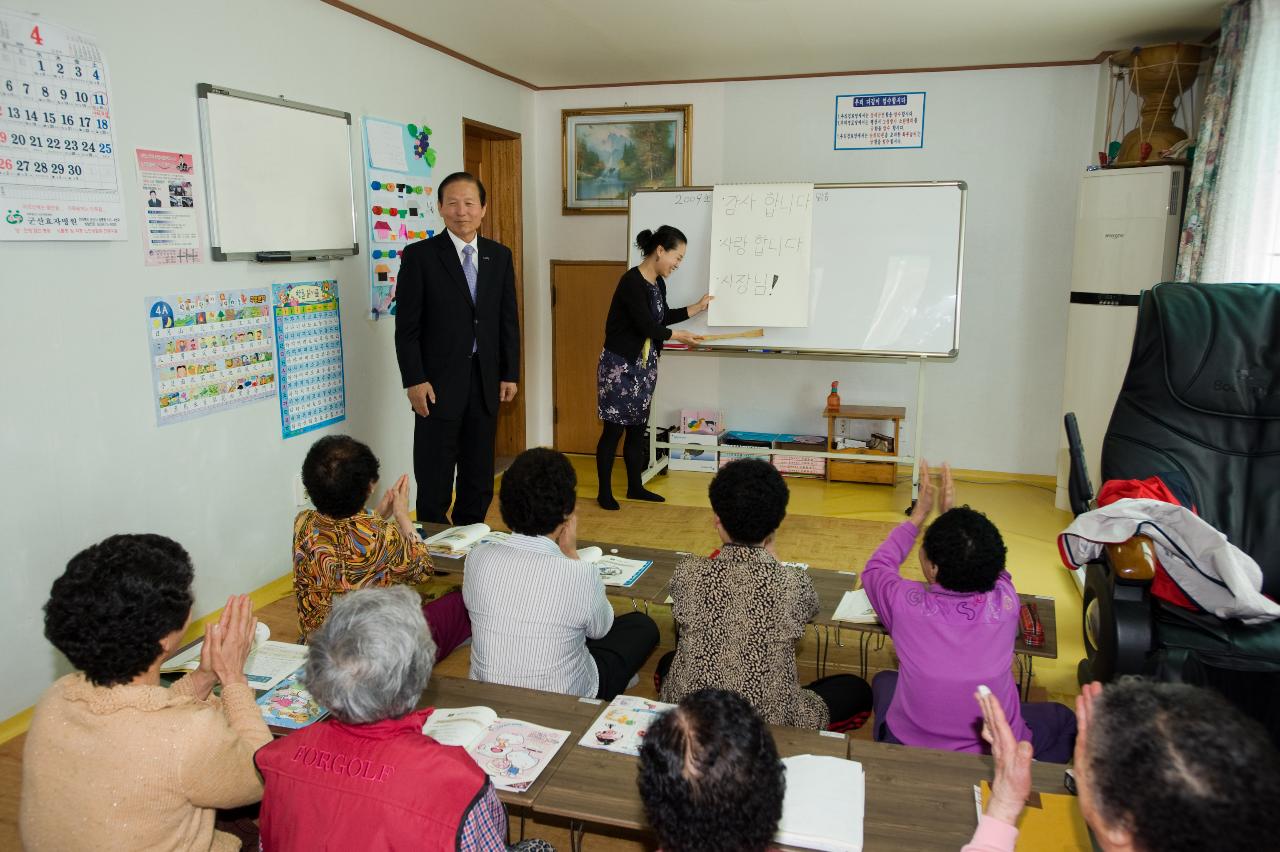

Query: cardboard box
[774,434,827,478]
[669,430,723,472]
[680,409,724,435]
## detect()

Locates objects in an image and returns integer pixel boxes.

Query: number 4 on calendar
[30,25,44,46]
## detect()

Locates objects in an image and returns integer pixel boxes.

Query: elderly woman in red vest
[255,587,551,852]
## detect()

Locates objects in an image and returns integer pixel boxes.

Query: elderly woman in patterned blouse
[291,435,470,655]
[658,459,872,731]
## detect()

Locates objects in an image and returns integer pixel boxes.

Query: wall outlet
[293,474,310,508]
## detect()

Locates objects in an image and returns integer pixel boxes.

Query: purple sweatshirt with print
[861,520,1029,753]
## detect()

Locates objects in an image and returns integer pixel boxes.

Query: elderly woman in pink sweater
[860,462,1075,762]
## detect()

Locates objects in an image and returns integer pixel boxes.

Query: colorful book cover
[257,668,328,731]
[578,695,675,757]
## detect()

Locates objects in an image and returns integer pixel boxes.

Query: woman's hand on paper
[689,293,714,317]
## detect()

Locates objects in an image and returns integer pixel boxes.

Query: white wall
[0,0,533,718]
[526,67,1098,473]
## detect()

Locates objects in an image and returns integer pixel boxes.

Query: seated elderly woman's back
[21,535,271,852]
[256,586,541,851]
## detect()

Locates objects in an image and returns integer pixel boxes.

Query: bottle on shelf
[826,381,841,413]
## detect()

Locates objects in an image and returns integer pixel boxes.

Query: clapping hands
[909,460,955,527]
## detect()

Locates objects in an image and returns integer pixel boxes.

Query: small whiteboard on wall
[708,183,814,327]
[197,84,358,262]
[629,181,965,356]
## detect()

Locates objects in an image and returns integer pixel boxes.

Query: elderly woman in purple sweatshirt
[860,461,1076,762]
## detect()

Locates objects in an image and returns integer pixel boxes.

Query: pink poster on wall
[135,148,202,265]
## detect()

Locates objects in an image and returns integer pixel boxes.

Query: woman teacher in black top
[596,226,712,510]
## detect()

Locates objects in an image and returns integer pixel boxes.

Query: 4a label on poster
[273,280,346,439]
[0,8,126,239]
[361,116,439,319]
[144,289,277,426]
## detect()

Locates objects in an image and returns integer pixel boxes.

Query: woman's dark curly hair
[708,458,789,545]
[921,506,1006,593]
[1087,678,1280,851]
[302,435,379,518]
[499,447,577,536]
[45,534,195,687]
[638,688,786,852]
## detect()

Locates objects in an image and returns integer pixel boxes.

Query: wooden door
[552,260,627,454]
[462,119,525,461]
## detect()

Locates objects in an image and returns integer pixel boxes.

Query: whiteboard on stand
[628,182,965,357]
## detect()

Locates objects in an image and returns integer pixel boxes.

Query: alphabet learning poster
[361,116,438,319]
[272,280,345,439]
[143,288,276,427]
[0,9,126,240]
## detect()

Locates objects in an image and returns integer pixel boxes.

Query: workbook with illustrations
[422,706,570,792]
[257,668,329,731]
[578,695,675,756]
[420,524,510,557]
[575,547,653,587]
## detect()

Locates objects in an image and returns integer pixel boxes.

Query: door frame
[462,118,526,457]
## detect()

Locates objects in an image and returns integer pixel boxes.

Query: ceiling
[329,0,1222,89]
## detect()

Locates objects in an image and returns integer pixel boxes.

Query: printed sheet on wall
[144,289,277,427]
[273,280,345,439]
[135,148,202,265]
[361,116,438,319]
[707,183,813,328]
[0,8,126,239]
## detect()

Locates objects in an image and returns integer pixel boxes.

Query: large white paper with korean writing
[707,183,813,327]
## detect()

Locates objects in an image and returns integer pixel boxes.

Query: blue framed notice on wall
[834,92,926,150]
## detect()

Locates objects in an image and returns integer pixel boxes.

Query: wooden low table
[534,723,850,852]
[849,739,1071,850]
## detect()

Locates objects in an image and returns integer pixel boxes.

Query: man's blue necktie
[463,244,478,353]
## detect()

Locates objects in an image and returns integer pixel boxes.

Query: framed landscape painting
[562,105,691,214]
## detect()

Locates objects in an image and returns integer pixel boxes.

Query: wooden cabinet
[822,405,905,485]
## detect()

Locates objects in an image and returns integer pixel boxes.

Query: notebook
[775,754,865,851]
[422,706,570,792]
[576,547,653,587]
[976,781,1092,850]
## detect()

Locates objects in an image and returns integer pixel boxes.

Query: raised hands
[909,460,955,526]
[198,595,258,690]
[976,685,1034,827]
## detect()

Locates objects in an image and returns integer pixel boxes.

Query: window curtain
[1175,0,1252,282]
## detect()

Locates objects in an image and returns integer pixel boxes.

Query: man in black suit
[394,172,520,525]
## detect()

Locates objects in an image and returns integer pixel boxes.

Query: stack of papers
[423,706,569,792]
[832,589,879,624]
[776,754,865,851]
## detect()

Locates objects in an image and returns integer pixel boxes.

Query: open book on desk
[420,524,510,557]
[161,633,308,693]
[576,547,653,587]
[776,754,864,851]
[578,695,674,757]
[832,589,880,625]
[422,706,570,792]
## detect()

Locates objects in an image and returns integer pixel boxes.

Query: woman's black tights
[596,421,664,510]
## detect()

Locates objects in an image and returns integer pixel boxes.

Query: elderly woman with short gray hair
[254,587,553,851]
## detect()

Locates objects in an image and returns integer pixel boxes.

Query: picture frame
[561,105,691,214]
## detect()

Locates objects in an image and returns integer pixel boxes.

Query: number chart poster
[834,92,926,150]
[708,183,814,328]
[273,280,346,439]
[135,148,201,265]
[0,8,125,239]
[144,289,276,427]
[361,116,438,320]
